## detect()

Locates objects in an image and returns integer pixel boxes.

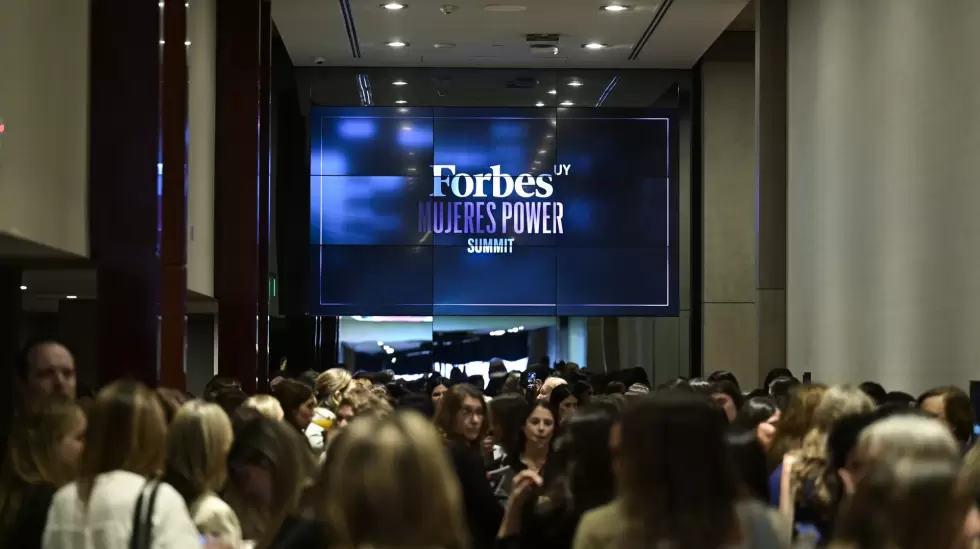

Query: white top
[42,470,203,549]
[304,407,336,452]
[189,492,242,548]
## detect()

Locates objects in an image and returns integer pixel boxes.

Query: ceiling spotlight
[393,80,407,86]
[539,149,547,154]
[386,41,408,48]
[433,42,456,48]
[601,4,631,11]
[533,160,541,164]
[19,285,26,291]
[398,107,409,113]
[545,134,553,138]
[184,40,191,46]
[382,2,407,9]
[401,125,413,131]
[535,101,545,107]
[66,295,77,300]
[395,99,407,104]
[568,81,583,87]
[583,42,607,50]
[547,89,557,95]
[560,100,574,106]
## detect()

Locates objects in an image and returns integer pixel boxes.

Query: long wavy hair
[790,385,875,512]
[768,384,827,469]
[0,398,83,538]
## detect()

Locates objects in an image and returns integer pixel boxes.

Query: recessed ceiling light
[560,100,574,106]
[401,125,413,131]
[601,4,631,11]
[484,4,527,12]
[386,41,409,48]
[583,42,607,50]
[184,40,191,46]
[19,285,26,291]
[393,80,407,86]
[66,295,77,300]
[533,160,541,164]
[398,107,409,113]
[545,134,553,138]
[539,149,547,154]
[568,81,583,87]
[395,100,407,104]
[382,2,407,9]
[535,101,545,107]
[433,42,456,48]
[547,89,557,95]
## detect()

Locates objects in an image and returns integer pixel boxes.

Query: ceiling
[300,66,685,107]
[273,0,752,69]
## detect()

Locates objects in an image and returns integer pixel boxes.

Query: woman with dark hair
[726,427,770,502]
[735,396,781,452]
[427,376,451,407]
[497,406,617,549]
[273,378,317,436]
[224,415,319,546]
[549,385,579,425]
[433,384,503,549]
[505,402,557,480]
[708,370,741,390]
[917,386,975,447]
[490,394,531,467]
[711,381,745,423]
[572,392,787,549]
[570,381,593,408]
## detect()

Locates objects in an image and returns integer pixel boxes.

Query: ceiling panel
[273,0,750,69]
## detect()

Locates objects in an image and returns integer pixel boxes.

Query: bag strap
[130,480,162,549]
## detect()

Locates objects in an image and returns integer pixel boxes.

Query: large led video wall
[310,106,678,317]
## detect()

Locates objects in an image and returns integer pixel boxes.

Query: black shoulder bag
[130,480,162,549]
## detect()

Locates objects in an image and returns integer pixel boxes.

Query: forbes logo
[431,165,554,199]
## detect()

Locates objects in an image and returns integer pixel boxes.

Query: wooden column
[160,0,190,390]
[89,0,161,386]
[215,0,263,393]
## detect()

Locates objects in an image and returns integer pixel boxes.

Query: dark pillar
[756,0,788,375]
[89,0,161,386]
[0,268,22,443]
[215,0,263,393]
[160,0,190,390]
[257,0,272,392]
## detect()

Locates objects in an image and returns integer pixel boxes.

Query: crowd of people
[2,338,980,549]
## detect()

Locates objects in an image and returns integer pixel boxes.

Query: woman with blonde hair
[42,380,206,548]
[242,394,285,421]
[315,367,353,409]
[293,411,469,549]
[0,398,85,549]
[163,400,242,546]
[830,457,975,549]
[780,385,875,542]
[768,384,828,469]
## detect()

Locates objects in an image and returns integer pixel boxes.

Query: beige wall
[0,0,90,257]
[187,0,216,296]
[787,0,980,393]
[701,60,759,388]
